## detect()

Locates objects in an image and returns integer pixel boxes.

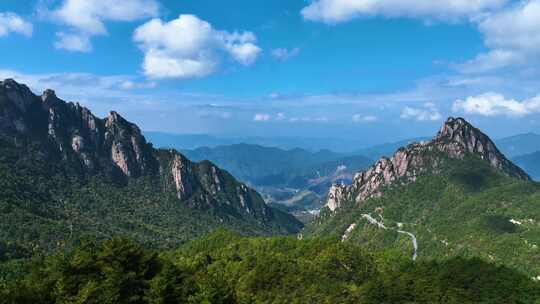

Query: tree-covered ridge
[1,231,539,304]
[0,79,302,256]
[307,155,540,277]
[0,135,301,257]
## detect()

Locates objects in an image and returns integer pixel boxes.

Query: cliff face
[0,79,302,233]
[326,117,530,212]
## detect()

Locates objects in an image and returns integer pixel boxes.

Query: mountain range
[181,144,373,221]
[495,133,540,158]
[146,131,371,153]
[0,79,302,255]
[305,117,540,277]
[1,80,540,301]
[513,152,540,181]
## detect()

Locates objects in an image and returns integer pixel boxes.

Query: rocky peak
[436,117,492,152]
[41,89,56,101]
[434,117,529,180]
[0,78,35,113]
[103,111,149,177]
[0,79,154,178]
[325,117,530,212]
[105,111,122,126]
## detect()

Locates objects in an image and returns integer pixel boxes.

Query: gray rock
[325,117,530,211]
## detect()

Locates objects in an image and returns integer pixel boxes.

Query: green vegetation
[2,230,539,304]
[182,143,372,219]
[306,156,540,277]
[0,136,300,258]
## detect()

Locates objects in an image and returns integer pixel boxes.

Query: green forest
[1,230,539,304]
[307,155,540,277]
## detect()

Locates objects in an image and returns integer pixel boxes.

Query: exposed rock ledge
[326,117,530,212]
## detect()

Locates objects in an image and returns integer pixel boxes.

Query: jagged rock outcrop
[0,79,302,233]
[171,153,193,200]
[325,117,530,212]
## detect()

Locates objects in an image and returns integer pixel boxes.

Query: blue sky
[1,0,540,146]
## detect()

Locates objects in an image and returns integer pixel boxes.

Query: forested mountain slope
[2,231,539,303]
[0,79,302,255]
[306,118,540,277]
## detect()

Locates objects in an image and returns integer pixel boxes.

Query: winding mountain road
[355,213,418,261]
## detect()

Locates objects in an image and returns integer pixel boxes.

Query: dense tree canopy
[1,230,539,303]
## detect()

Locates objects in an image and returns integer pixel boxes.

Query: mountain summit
[0,79,302,252]
[326,117,530,211]
[307,117,540,277]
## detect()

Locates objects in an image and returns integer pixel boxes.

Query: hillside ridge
[0,78,302,249]
[326,117,530,211]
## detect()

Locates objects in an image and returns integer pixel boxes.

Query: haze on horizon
[1,0,540,147]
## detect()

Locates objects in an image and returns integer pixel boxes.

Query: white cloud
[54,32,91,52]
[49,0,159,52]
[352,114,377,123]
[134,14,262,79]
[0,12,33,37]
[453,92,540,116]
[198,110,232,120]
[457,49,524,73]
[271,47,301,61]
[457,0,540,73]
[287,116,328,123]
[401,102,442,121]
[480,1,540,52]
[119,80,157,90]
[301,0,507,24]
[0,69,157,98]
[254,113,271,122]
[222,32,262,65]
[289,117,311,122]
[300,0,540,74]
[276,112,286,120]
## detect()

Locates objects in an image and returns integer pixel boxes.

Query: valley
[3,0,540,301]
[1,80,540,302]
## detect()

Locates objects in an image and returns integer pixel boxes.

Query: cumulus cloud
[0,12,33,37]
[54,32,91,52]
[134,14,262,79]
[352,114,377,123]
[253,113,271,122]
[301,0,507,24]
[48,0,159,52]
[401,102,442,121]
[271,47,301,61]
[453,92,540,116]
[458,0,540,73]
[300,0,540,74]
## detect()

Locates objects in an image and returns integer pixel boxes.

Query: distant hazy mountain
[495,133,540,158]
[181,144,373,220]
[355,137,430,159]
[184,144,372,188]
[182,144,344,183]
[514,151,540,181]
[144,132,236,150]
[145,131,370,152]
